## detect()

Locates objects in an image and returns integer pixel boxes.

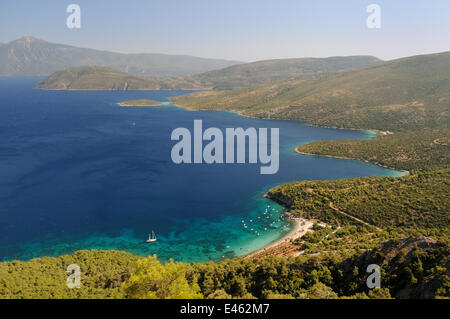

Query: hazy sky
[1,0,449,62]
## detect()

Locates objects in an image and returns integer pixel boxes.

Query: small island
[117,99,163,107]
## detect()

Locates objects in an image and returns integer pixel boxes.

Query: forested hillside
[267,168,449,237]
[191,55,381,89]
[0,250,138,298]
[1,238,448,299]
[297,129,450,172]
[172,52,450,132]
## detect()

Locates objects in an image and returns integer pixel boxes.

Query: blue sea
[0,77,402,262]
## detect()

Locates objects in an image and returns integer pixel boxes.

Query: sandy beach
[246,217,315,258]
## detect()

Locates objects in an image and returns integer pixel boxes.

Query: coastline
[167,100,409,258]
[169,100,410,178]
[294,148,410,177]
[170,101,268,121]
[9,93,409,261]
[135,99,408,257]
[169,101,398,134]
[245,215,315,258]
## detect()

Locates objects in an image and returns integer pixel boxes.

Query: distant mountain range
[34,55,382,90]
[0,36,241,77]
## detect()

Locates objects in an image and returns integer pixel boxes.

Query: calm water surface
[0,77,402,262]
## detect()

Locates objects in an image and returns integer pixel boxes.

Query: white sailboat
[146,230,157,243]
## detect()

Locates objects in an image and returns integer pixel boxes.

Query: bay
[0,77,402,262]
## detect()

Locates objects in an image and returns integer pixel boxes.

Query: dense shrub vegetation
[0,250,138,299]
[122,255,202,299]
[297,129,450,172]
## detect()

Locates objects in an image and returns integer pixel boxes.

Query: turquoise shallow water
[11,191,288,263]
[0,78,402,262]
